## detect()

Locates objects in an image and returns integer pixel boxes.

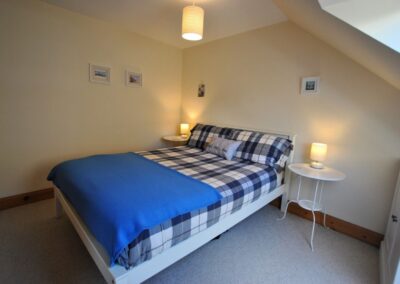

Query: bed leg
[55,196,63,218]
[280,191,288,212]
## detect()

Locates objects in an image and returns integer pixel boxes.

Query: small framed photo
[89,64,111,84]
[198,83,205,97]
[301,76,320,95]
[125,70,142,87]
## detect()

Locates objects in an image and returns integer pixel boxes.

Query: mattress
[116,146,283,269]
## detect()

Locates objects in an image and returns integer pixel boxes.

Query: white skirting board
[55,184,287,284]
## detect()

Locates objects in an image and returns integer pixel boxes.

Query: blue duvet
[47,152,222,265]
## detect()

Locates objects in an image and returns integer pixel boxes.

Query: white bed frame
[54,127,296,284]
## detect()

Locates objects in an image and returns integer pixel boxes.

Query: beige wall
[181,22,400,233]
[1,0,400,235]
[0,0,182,197]
[273,0,400,91]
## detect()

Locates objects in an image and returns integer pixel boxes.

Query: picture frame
[198,83,205,97]
[301,76,320,95]
[89,64,111,84]
[125,70,142,87]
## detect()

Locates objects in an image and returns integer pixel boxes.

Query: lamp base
[310,161,324,169]
[181,134,188,139]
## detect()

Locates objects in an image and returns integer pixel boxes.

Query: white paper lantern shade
[182,5,204,41]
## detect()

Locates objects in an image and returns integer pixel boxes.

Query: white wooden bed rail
[55,184,286,284]
[54,129,296,284]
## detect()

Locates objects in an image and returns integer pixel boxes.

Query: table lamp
[180,123,190,138]
[310,142,327,169]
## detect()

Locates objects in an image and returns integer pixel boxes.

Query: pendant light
[182,2,204,41]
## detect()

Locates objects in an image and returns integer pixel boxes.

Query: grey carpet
[0,199,379,284]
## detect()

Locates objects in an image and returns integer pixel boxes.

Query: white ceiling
[319,0,400,53]
[42,0,287,48]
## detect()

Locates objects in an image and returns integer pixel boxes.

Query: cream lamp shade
[310,143,327,169]
[182,5,204,41]
[180,123,190,138]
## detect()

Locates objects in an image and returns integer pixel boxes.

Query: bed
[51,124,296,284]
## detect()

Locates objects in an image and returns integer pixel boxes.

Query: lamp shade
[182,5,204,41]
[180,123,190,136]
[310,143,327,162]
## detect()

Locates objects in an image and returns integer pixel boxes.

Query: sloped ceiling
[273,0,400,90]
[42,0,287,49]
[319,0,400,53]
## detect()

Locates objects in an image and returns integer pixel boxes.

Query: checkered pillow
[187,124,235,150]
[228,130,292,172]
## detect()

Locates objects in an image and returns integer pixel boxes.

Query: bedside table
[162,135,189,147]
[279,163,345,251]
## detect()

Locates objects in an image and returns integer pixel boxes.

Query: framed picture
[198,83,205,97]
[89,64,111,84]
[301,76,320,95]
[125,70,142,87]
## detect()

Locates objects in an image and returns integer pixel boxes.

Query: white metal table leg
[278,176,302,221]
[318,182,327,228]
[309,180,320,251]
[310,210,316,251]
[277,200,294,221]
[296,175,302,201]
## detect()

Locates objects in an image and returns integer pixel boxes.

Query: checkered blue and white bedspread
[116,146,282,269]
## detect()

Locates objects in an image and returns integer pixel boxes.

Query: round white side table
[279,163,345,251]
[162,135,189,146]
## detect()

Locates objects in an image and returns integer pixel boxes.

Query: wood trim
[270,196,282,208]
[1,189,383,247]
[271,197,384,247]
[0,188,54,210]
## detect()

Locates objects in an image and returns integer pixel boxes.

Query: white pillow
[205,137,242,160]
